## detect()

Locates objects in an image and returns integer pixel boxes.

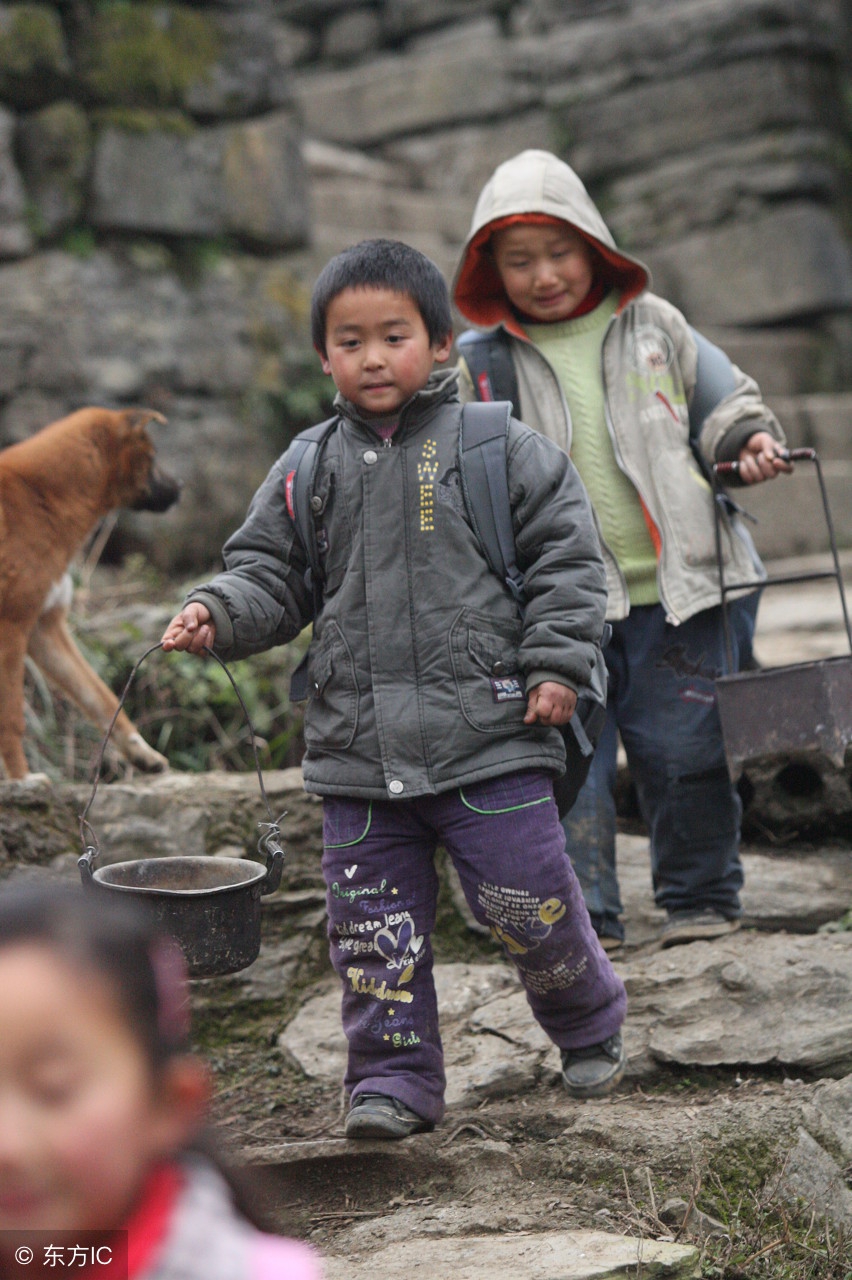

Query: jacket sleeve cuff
[525,670,579,694]
[184,590,234,651]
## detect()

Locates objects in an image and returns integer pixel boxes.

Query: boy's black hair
[311,238,453,356]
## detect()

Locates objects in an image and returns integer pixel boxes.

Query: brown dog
[0,407,181,779]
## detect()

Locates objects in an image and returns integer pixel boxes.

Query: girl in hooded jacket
[454,149,791,950]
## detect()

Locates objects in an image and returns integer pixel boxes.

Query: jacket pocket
[449,608,527,734]
[304,621,359,750]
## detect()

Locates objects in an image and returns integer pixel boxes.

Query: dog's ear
[125,409,167,430]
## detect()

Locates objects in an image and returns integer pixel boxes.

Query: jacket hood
[452,150,650,329]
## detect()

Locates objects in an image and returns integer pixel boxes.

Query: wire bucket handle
[78,642,285,878]
[712,448,852,670]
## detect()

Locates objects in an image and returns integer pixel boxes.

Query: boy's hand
[161,602,216,655]
[524,681,577,726]
[737,432,793,485]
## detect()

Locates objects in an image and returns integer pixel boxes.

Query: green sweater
[526,296,659,606]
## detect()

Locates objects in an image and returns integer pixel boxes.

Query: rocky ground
[2,574,852,1278]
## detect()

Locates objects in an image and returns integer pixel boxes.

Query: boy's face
[320,286,452,417]
[491,223,595,323]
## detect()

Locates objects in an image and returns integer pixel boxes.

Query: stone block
[604,130,838,247]
[561,55,838,182]
[728,459,852,557]
[309,177,471,242]
[383,0,498,41]
[701,327,827,399]
[17,101,91,237]
[185,10,307,116]
[222,113,310,248]
[292,25,537,146]
[765,393,852,460]
[91,113,309,248]
[643,203,852,327]
[0,3,68,109]
[320,7,382,62]
[0,105,31,260]
[381,111,554,198]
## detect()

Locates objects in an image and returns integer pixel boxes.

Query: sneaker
[659,908,741,949]
[561,1031,626,1098]
[344,1093,433,1140]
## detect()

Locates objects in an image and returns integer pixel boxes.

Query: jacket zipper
[599,314,678,624]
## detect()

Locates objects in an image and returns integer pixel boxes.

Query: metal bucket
[78,643,285,977]
[713,450,852,781]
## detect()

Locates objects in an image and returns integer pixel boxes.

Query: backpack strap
[459,401,526,612]
[284,416,339,702]
[457,328,521,415]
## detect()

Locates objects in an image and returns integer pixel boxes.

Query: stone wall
[1,0,852,567]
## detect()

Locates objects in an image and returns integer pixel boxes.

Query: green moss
[0,5,65,77]
[92,107,196,137]
[83,2,221,109]
[0,4,67,106]
[59,226,97,259]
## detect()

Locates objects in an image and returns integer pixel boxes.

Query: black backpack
[283,400,607,818]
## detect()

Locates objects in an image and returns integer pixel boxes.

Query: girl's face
[491,223,596,323]
[0,944,203,1237]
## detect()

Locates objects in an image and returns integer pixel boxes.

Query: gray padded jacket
[189,370,607,801]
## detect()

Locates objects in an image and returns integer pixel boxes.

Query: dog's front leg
[0,630,32,779]
[27,607,168,773]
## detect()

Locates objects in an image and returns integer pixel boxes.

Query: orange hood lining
[453,213,648,333]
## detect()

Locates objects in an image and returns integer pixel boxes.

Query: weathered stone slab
[279,963,530,1106]
[0,105,32,260]
[310,177,471,241]
[643,204,852,327]
[91,113,309,247]
[560,56,836,181]
[382,111,554,199]
[704,328,825,399]
[16,101,91,237]
[0,3,69,109]
[716,458,852,559]
[767,392,852,460]
[292,25,537,146]
[322,1229,699,1280]
[184,8,306,117]
[624,932,852,1076]
[806,1075,852,1162]
[603,131,838,246]
[770,1128,852,1229]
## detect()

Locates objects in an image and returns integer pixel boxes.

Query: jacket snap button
[491,661,506,676]
[388,779,404,795]
[310,495,323,512]
[364,450,378,465]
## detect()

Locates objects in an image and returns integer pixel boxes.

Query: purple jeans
[322,770,627,1124]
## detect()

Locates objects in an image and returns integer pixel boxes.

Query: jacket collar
[334,367,460,440]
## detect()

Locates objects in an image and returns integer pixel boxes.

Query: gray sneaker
[561,1031,626,1098]
[345,1093,433,1139]
[660,908,741,948]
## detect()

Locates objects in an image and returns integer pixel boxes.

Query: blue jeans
[322,771,627,1124]
[562,602,753,936]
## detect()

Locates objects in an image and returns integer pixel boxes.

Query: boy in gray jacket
[454,150,792,951]
[162,238,626,1139]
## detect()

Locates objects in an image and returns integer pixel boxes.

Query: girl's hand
[737,432,793,485]
[161,602,215,655]
[524,681,578,726]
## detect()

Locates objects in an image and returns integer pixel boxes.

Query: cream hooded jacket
[453,149,784,625]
